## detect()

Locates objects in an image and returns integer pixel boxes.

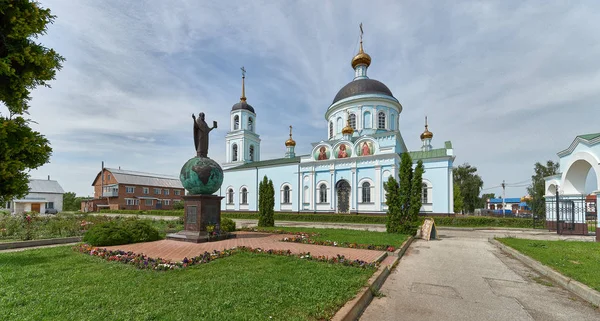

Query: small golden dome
[420,117,433,140]
[342,124,354,135]
[351,42,371,69]
[285,125,296,147]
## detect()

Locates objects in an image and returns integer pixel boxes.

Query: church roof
[231,101,255,113]
[332,78,395,105]
[225,156,303,171]
[408,141,453,160]
[577,133,600,141]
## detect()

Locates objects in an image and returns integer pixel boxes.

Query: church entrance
[336,180,351,213]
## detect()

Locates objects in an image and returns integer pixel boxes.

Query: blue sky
[6,0,600,197]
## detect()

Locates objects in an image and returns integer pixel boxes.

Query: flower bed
[74,243,378,271]
[240,227,397,252]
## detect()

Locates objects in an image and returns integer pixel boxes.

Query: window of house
[349,113,356,129]
[283,186,290,204]
[107,174,111,181]
[234,115,239,130]
[145,199,153,206]
[126,186,134,193]
[241,188,248,204]
[135,199,139,205]
[378,112,386,129]
[154,188,161,194]
[329,122,333,139]
[126,199,136,206]
[46,202,54,209]
[248,117,253,131]
[5,202,10,209]
[319,184,327,203]
[422,183,428,204]
[164,199,170,206]
[362,182,371,203]
[143,187,149,194]
[174,190,181,196]
[363,111,371,129]
[249,145,254,161]
[164,189,169,195]
[227,188,234,204]
[157,199,162,205]
[232,144,238,161]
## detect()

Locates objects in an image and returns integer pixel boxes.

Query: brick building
[81,168,185,212]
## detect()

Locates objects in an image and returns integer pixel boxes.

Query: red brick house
[81,168,185,212]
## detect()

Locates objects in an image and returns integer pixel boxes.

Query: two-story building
[3,177,65,214]
[82,168,185,212]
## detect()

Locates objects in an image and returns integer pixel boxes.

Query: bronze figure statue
[192,112,217,158]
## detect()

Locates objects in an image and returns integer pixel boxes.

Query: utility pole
[502,180,506,218]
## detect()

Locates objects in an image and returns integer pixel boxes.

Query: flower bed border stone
[0,237,83,251]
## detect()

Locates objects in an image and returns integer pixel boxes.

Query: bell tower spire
[240,66,247,102]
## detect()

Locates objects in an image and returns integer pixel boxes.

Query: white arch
[280,182,292,204]
[225,186,235,204]
[422,179,433,204]
[239,185,249,204]
[561,151,600,195]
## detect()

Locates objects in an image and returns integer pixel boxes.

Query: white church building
[218,33,455,214]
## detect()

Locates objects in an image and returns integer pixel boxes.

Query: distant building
[82,168,185,212]
[3,178,65,214]
[486,197,531,215]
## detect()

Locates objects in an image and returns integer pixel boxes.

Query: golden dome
[342,125,354,135]
[351,41,371,69]
[420,117,433,140]
[285,125,296,147]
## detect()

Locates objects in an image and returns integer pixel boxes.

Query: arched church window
[349,114,356,129]
[336,117,342,134]
[227,188,234,204]
[362,182,371,203]
[378,112,386,129]
[241,188,248,204]
[232,144,238,161]
[283,185,290,204]
[422,183,428,204]
[249,145,254,161]
[329,122,333,139]
[234,115,239,130]
[363,111,371,129]
[319,184,327,203]
[248,117,253,131]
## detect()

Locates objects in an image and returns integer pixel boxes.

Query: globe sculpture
[180,156,223,195]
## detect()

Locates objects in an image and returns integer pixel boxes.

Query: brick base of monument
[166,194,235,243]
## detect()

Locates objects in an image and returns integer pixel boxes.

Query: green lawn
[255,226,408,248]
[498,238,600,292]
[0,246,373,321]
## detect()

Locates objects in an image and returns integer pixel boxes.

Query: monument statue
[192,112,217,158]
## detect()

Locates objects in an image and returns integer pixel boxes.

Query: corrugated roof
[408,148,448,160]
[28,179,65,194]
[104,168,183,188]
[226,157,302,171]
[577,133,600,141]
[489,198,522,203]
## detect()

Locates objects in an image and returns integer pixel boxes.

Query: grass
[0,246,373,321]
[498,238,600,292]
[254,226,408,248]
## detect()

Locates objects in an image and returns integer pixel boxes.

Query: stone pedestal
[167,195,234,243]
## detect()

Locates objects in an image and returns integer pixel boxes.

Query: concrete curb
[490,238,600,308]
[332,236,414,321]
[0,237,82,251]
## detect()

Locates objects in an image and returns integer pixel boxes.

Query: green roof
[225,156,302,171]
[578,133,600,141]
[408,141,452,160]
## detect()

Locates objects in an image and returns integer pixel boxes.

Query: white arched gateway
[545,133,600,240]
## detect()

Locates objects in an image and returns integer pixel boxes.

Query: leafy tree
[258,175,274,227]
[453,163,484,213]
[173,200,184,210]
[526,160,559,219]
[0,116,51,204]
[62,192,78,211]
[479,193,496,208]
[384,176,401,233]
[453,183,463,213]
[0,0,64,204]
[409,160,424,224]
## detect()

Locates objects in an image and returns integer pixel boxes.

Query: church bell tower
[223,67,261,169]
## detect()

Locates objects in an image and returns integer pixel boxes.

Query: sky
[5,0,600,198]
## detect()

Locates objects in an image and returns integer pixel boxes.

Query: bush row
[83,220,161,246]
[99,209,184,216]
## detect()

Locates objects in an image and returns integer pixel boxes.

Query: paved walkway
[103,231,385,263]
[360,229,600,321]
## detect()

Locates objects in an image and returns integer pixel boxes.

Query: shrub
[220,217,236,232]
[173,201,184,210]
[83,220,160,246]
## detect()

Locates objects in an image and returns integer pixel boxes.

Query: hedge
[97,210,536,228]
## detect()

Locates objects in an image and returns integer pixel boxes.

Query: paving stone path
[103,231,386,263]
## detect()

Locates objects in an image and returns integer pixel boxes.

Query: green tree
[479,193,496,208]
[453,163,484,213]
[0,0,64,204]
[409,160,424,224]
[258,175,274,227]
[526,160,559,219]
[398,152,413,233]
[384,176,401,233]
[62,192,78,211]
[0,116,51,204]
[453,183,463,213]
